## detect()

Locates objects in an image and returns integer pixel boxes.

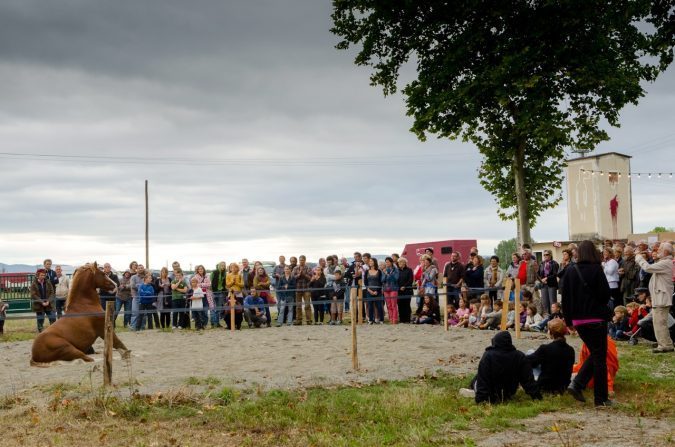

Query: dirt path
[1,325,556,394]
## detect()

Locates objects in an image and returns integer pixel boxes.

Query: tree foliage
[331,1,675,244]
[648,226,675,233]
[493,238,518,270]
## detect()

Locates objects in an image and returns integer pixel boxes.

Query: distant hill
[0,263,75,274]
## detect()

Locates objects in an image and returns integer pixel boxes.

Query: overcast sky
[0,1,673,270]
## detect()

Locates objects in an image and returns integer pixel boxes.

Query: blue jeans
[115,298,132,327]
[36,311,56,332]
[210,292,225,327]
[55,298,67,318]
[277,296,293,325]
[130,296,144,330]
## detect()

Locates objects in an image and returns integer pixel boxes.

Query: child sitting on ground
[625,301,648,337]
[479,300,503,330]
[523,304,543,331]
[608,305,630,340]
[532,301,563,332]
[477,294,492,320]
[447,304,459,326]
[505,302,517,329]
[455,298,471,327]
[466,300,481,329]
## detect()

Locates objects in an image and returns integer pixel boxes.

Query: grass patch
[2,329,673,445]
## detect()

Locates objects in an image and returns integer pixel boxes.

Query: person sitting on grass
[608,305,630,340]
[526,319,576,394]
[243,289,267,328]
[523,304,543,331]
[413,294,440,325]
[479,300,503,330]
[460,331,542,404]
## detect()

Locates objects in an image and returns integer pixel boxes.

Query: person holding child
[136,274,158,331]
[329,269,346,325]
[170,270,189,329]
[413,294,440,324]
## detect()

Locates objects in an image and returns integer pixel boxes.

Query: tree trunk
[513,142,532,249]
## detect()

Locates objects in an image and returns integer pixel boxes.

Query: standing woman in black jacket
[397,258,414,323]
[560,240,612,407]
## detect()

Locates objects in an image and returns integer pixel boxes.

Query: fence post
[514,279,521,339]
[500,279,513,331]
[350,288,359,370]
[103,301,114,386]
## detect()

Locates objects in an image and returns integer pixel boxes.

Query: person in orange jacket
[572,335,619,395]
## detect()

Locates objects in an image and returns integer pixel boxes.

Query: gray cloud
[0,1,673,267]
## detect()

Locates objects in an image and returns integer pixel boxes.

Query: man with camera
[635,242,674,354]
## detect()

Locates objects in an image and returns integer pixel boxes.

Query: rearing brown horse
[31,262,130,366]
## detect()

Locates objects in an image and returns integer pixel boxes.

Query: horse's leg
[57,344,95,362]
[113,333,131,359]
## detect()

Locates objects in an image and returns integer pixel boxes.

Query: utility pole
[145,180,149,269]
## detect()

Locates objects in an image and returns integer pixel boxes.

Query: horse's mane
[65,264,96,310]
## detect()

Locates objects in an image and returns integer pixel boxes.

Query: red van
[400,239,477,270]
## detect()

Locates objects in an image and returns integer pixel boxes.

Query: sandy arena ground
[1,325,558,394]
[2,326,674,446]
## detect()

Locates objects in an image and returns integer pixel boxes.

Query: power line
[0,151,475,167]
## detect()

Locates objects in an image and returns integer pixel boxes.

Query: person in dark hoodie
[526,319,576,393]
[469,331,542,404]
[560,240,612,407]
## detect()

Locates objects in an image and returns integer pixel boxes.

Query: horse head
[66,262,116,311]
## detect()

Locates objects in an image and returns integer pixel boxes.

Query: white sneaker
[459,388,475,398]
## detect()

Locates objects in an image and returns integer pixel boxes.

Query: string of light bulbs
[579,168,673,179]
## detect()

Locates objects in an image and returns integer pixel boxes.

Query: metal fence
[0,273,36,313]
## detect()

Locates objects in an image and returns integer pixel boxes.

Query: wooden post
[500,278,513,331]
[440,283,448,331]
[144,180,149,268]
[351,289,359,370]
[229,291,235,332]
[103,301,114,386]
[514,279,521,339]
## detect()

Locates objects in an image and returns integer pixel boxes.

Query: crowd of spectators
[0,239,672,410]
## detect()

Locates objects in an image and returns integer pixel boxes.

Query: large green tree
[331,1,675,246]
